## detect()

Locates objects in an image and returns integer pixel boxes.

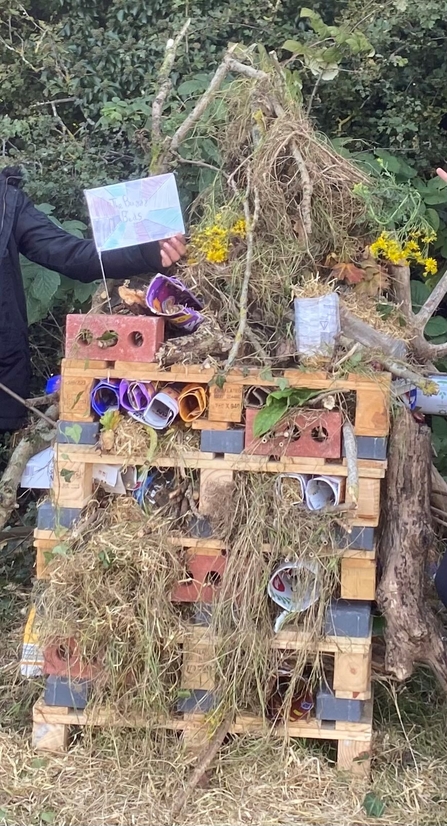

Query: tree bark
[0,404,58,531]
[377,407,447,690]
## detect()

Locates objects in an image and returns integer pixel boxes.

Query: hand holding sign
[160,234,186,267]
[437,168,447,184]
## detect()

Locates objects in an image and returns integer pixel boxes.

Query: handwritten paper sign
[84,174,185,252]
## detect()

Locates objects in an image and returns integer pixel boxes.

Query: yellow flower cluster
[369,230,438,276]
[190,216,247,264]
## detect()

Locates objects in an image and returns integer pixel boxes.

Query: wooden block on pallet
[337,738,371,776]
[32,720,69,753]
[340,557,376,601]
[333,648,371,695]
[35,537,60,580]
[199,469,234,517]
[208,383,243,423]
[53,448,93,508]
[181,629,215,690]
[347,476,381,526]
[354,383,390,437]
[59,374,95,422]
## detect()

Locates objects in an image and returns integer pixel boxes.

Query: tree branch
[0,403,58,531]
[415,268,447,330]
[0,382,57,428]
[151,19,191,155]
[224,186,261,371]
[289,141,313,236]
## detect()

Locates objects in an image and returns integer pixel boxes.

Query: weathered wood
[340,304,408,360]
[377,407,447,689]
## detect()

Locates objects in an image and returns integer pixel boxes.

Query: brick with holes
[244,408,342,459]
[43,638,102,680]
[172,553,226,602]
[65,314,165,363]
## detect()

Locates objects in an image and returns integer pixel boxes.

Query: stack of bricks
[32,313,390,774]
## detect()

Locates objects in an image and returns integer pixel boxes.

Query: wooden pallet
[37,357,387,776]
[32,696,373,775]
[34,528,376,602]
[60,358,390,438]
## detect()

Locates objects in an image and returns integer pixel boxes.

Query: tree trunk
[377,407,447,690]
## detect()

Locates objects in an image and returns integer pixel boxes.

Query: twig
[306,70,323,117]
[338,334,434,392]
[224,186,261,371]
[0,382,57,428]
[27,391,58,408]
[343,419,359,506]
[169,52,235,157]
[289,141,312,236]
[333,341,361,370]
[171,712,234,820]
[151,20,191,149]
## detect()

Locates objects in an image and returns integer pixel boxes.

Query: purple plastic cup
[146,274,204,333]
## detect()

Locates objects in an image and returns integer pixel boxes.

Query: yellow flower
[423,257,438,275]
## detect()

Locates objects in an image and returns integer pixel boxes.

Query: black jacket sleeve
[14,190,164,283]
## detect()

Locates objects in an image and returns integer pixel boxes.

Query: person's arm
[14,189,185,282]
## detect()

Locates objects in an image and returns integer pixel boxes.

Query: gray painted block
[37,502,82,530]
[57,421,99,445]
[343,435,387,461]
[192,604,213,626]
[189,515,214,539]
[316,687,363,722]
[44,676,90,709]
[336,526,375,551]
[177,690,216,713]
[324,599,372,638]
[200,430,245,455]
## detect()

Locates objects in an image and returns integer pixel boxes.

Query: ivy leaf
[331,261,365,284]
[61,423,83,444]
[362,791,386,818]
[40,812,56,824]
[60,469,75,483]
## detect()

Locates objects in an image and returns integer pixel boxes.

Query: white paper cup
[294,294,340,357]
[408,375,446,415]
[268,560,321,632]
[305,476,342,510]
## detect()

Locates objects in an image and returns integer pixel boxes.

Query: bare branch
[151,20,191,149]
[224,186,261,371]
[0,382,57,428]
[343,419,359,505]
[289,141,312,236]
[415,268,447,329]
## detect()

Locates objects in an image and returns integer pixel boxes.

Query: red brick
[43,638,101,680]
[65,314,165,363]
[245,408,342,459]
[172,553,226,603]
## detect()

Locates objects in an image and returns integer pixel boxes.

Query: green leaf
[40,812,56,824]
[52,543,69,556]
[426,208,440,232]
[376,302,394,320]
[425,316,447,338]
[267,387,319,406]
[410,280,431,312]
[432,416,447,438]
[31,268,60,306]
[73,281,98,305]
[60,469,75,483]
[362,791,386,817]
[423,193,447,206]
[61,423,83,444]
[0,808,8,822]
[35,203,54,215]
[277,377,290,391]
[31,757,48,769]
[253,400,288,438]
[283,39,307,55]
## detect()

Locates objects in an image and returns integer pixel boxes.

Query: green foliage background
[2,0,447,382]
